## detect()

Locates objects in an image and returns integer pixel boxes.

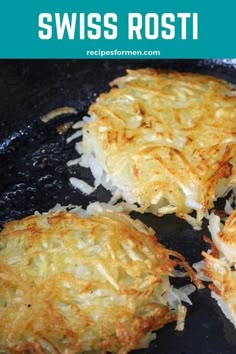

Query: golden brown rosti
[0,205,201,353]
[74,69,236,229]
[201,210,236,328]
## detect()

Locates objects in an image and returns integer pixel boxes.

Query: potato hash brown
[202,211,236,328]
[0,206,201,354]
[77,69,236,228]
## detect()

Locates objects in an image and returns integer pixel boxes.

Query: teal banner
[0,0,235,58]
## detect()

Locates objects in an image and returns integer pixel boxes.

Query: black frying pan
[0,59,236,354]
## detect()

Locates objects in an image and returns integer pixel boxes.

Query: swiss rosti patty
[201,210,236,329]
[74,69,236,229]
[0,205,201,353]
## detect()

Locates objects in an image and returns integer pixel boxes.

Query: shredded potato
[77,69,236,229]
[202,211,236,328]
[0,205,201,353]
[40,106,77,123]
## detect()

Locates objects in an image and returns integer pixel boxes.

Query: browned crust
[83,69,236,218]
[0,210,201,353]
[202,212,236,313]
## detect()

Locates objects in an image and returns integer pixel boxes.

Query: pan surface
[0,59,236,354]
